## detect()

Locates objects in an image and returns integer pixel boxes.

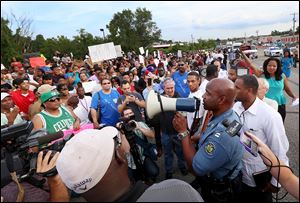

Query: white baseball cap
[1,92,10,101]
[56,127,119,194]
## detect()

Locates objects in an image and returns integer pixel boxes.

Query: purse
[88,92,101,123]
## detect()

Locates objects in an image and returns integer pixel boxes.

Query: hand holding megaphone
[172,113,188,134]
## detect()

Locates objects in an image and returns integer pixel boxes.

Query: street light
[100,28,105,39]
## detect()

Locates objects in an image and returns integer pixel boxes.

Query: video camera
[1,121,70,187]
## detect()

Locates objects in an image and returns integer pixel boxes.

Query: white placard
[139,47,145,55]
[153,51,157,58]
[158,50,161,60]
[82,81,97,93]
[115,45,123,57]
[177,50,182,58]
[146,50,149,57]
[139,55,145,66]
[88,42,117,63]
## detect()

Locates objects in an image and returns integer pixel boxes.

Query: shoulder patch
[205,142,216,155]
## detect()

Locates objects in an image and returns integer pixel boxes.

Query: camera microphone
[37,131,64,145]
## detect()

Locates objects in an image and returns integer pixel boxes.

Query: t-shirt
[10,89,36,114]
[1,113,24,126]
[90,89,120,126]
[172,71,190,98]
[117,92,145,122]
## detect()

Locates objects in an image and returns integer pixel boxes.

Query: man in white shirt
[233,75,289,202]
[74,86,92,125]
[186,72,205,135]
[213,60,228,79]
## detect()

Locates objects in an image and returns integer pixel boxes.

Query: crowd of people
[1,45,299,202]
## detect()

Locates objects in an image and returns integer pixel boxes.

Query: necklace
[79,97,89,112]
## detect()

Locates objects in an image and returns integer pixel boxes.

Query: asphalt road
[154,48,299,202]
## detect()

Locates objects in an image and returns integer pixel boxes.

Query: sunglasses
[47,97,60,102]
[102,82,111,85]
[178,64,185,66]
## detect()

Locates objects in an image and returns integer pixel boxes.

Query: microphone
[222,119,243,137]
[37,131,64,145]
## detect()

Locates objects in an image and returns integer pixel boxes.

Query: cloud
[1,1,299,41]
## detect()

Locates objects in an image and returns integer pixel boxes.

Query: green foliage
[106,7,161,52]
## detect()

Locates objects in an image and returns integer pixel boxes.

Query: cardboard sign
[29,57,46,67]
[177,50,182,58]
[139,47,145,55]
[88,42,117,63]
[157,49,161,59]
[139,55,145,66]
[82,81,97,93]
[115,45,123,57]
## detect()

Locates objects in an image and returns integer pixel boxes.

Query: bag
[88,92,101,123]
[135,135,158,161]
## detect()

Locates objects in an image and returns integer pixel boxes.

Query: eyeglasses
[178,64,185,66]
[47,97,60,102]
[102,82,111,85]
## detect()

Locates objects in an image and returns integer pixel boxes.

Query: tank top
[39,106,75,134]
[265,74,286,106]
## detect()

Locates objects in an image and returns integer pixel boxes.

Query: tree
[106,8,161,52]
[1,18,17,67]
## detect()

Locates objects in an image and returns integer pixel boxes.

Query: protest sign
[153,51,157,58]
[139,47,145,55]
[177,50,182,58]
[29,57,46,67]
[115,45,123,57]
[146,50,149,57]
[88,42,117,63]
[157,50,161,59]
[139,55,145,66]
[82,81,97,93]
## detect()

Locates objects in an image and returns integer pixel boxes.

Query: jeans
[161,132,186,173]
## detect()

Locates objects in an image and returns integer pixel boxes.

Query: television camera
[1,121,71,188]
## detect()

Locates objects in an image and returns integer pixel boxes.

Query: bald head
[207,78,236,104]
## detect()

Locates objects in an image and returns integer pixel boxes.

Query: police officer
[173,78,244,202]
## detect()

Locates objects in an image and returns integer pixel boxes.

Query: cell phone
[147,78,152,86]
[240,133,258,157]
[252,169,272,191]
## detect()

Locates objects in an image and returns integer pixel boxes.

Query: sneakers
[165,172,173,179]
[180,168,188,176]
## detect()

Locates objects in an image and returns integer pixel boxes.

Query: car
[241,45,258,59]
[263,47,283,57]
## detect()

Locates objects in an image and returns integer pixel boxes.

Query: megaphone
[146,90,199,119]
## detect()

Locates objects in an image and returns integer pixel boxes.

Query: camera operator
[117,107,159,183]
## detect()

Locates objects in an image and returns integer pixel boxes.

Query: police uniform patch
[205,142,215,155]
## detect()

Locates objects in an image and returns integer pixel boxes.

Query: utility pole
[291,12,299,42]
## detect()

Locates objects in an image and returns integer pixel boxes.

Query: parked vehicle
[264,47,283,57]
[242,45,258,59]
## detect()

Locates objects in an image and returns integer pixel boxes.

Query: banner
[88,42,117,63]
[115,45,123,57]
[139,47,145,55]
[29,57,46,67]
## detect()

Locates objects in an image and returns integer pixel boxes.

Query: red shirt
[10,89,36,114]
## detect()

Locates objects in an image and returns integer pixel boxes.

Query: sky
[1,1,299,42]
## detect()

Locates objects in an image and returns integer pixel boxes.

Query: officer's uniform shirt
[192,109,244,180]
[233,97,289,187]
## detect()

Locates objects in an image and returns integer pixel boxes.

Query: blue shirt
[172,71,190,98]
[90,89,120,126]
[280,57,293,78]
[193,109,244,180]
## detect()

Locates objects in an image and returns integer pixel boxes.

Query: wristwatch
[177,130,189,140]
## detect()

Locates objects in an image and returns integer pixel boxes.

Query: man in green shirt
[31,91,80,134]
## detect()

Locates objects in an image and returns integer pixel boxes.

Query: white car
[264,47,283,57]
[242,45,258,59]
